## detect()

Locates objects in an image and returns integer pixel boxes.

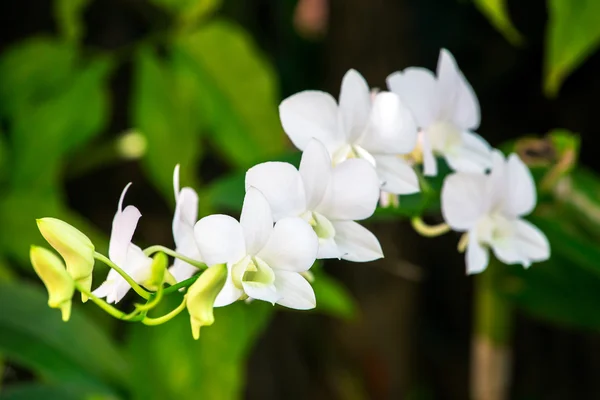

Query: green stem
[143,245,207,270]
[94,252,151,300]
[163,274,200,295]
[411,217,451,237]
[471,261,513,400]
[135,285,164,312]
[74,282,144,322]
[142,297,187,326]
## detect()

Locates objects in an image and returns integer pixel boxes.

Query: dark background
[2,0,600,398]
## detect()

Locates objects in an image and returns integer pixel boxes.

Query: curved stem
[74,282,144,322]
[458,233,469,253]
[94,252,150,300]
[163,275,199,295]
[411,217,451,237]
[143,245,207,270]
[135,286,164,312]
[142,297,187,326]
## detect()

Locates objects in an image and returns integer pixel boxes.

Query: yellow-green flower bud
[186,264,227,340]
[30,246,75,322]
[36,218,95,302]
[143,252,168,291]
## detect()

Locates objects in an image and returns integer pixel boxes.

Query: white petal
[279,90,344,153]
[338,69,371,142]
[421,131,438,177]
[373,155,420,195]
[299,139,332,210]
[358,92,418,155]
[502,153,536,218]
[169,258,199,282]
[173,187,200,254]
[257,217,318,272]
[316,237,341,259]
[315,158,380,220]
[486,150,508,212]
[332,221,383,262]
[173,164,181,200]
[491,219,550,267]
[274,271,316,310]
[194,215,246,266]
[242,282,280,305]
[214,265,244,307]
[436,49,480,130]
[386,67,437,128]
[441,173,487,231]
[466,234,489,274]
[245,162,306,221]
[444,131,492,173]
[240,187,273,255]
[109,183,141,268]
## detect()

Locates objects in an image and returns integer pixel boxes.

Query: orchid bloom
[387,49,492,177]
[279,68,420,195]
[169,165,202,282]
[194,187,319,309]
[246,139,383,261]
[441,151,550,274]
[93,183,153,303]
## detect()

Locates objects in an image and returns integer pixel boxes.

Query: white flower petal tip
[442,151,547,273]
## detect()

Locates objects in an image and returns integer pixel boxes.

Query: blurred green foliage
[473,0,600,96]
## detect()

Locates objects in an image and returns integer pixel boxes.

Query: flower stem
[94,252,151,300]
[163,275,199,295]
[458,233,469,253]
[143,245,207,270]
[134,285,164,312]
[410,217,451,237]
[142,296,187,326]
[471,261,513,400]
[74,282,144,322]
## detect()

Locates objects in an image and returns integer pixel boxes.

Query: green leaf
[149,0,221,26]
[545,0,600,96]
[473,0,523,46]
[132,47,202,200]
[175,19,286,169]
[54,0,91,43]
[0,383,117,400]
[0,283,129,388]
[127,296,273,399]
[0,38,76,119]
[312,271,357,320]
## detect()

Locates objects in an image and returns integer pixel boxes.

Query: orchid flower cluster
[30,49,550,337]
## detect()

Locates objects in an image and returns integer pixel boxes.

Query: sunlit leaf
[127,296,273,399]
[0,383,117,400]
[312,271,357,320]
[0,283,128,389]
[132,47,202,200]
[54,0,91,43]
[545,0,600,96]
[473,0,523,45]
[175,19,286,169]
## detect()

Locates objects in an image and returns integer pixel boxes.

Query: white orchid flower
[193,187,319,309]
[93,183,153,303]
[441,151,550,274]
[169,165,202,282]
[246,139,383,262]
[387,49,492,176]
[279,68,420,195]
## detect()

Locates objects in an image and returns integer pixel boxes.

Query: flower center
[231,256,275,290]
[301,211,336,240]
[332,144,376,167]
[476,214,514,245]
[427,121,462,153]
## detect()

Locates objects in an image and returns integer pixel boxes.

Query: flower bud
[186,264,227,340]
[30,246,75,321]
[143,252,168,291]
[36,218,95,302]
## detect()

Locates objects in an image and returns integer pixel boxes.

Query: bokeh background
[1,0,600,399]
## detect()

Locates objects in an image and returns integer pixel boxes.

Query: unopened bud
[143,252,168,291]
[186,264,227,340]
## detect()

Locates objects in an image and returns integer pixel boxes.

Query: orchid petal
[300,139,332,210]
[466,234,489,274]
[214,265,244,307]
[339,69,371,142]
[441,172,487,231]
[444,131,492,174]
[332,221,383,262]
[257,217,318,272]
[373,155,420,195]
[387,67,437,128]
[502,153,536,217]
[109,183,141,268]
[421,131,438,177]
[194,215,246,266]
[491,219,550,267]
[245,162,306,221]
[274,271,316,310]
[240,188,273,255]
